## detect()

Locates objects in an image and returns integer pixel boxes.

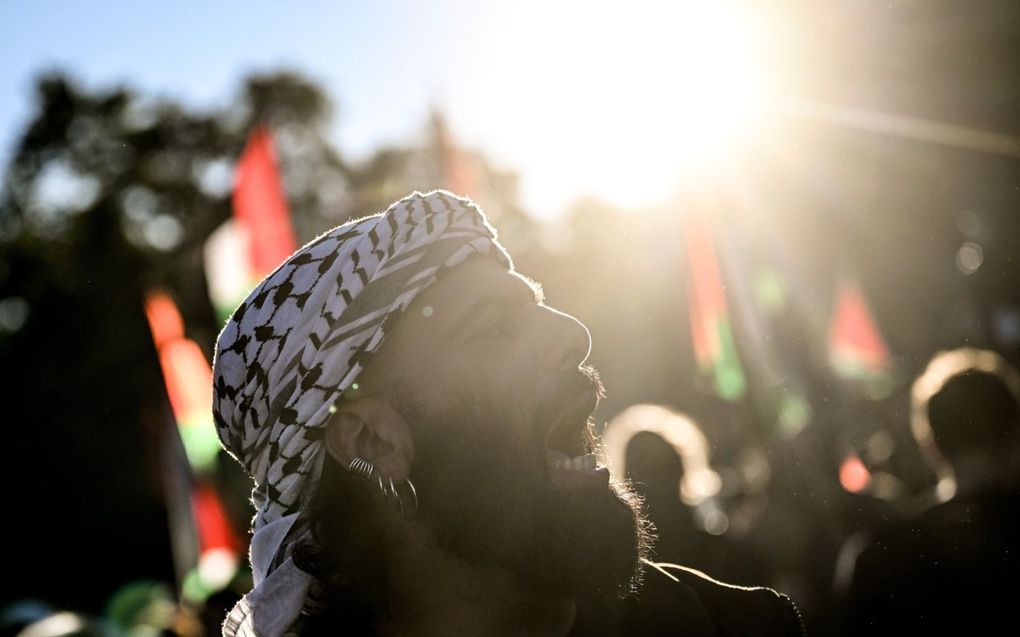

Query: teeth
[548,452,598,471]
[547,450,569,465]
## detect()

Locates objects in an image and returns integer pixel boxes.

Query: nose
[538,306,592,372]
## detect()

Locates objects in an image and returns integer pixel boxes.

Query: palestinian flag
[205,125,298,321]
[828,279,891,379]
[144,290,242,600]
[144,291,221,474]
[684,214,747,401]
[432,110,477,197]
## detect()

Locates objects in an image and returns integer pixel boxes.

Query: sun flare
[458,0,771,211]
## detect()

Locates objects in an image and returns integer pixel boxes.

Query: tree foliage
[0,69,539,612]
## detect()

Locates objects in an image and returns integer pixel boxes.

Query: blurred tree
[1,70,354,350]
[0,69,543,614]
[0,70,353,613]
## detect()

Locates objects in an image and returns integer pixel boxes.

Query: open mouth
[543,385,610,489]
[546,450,599,471]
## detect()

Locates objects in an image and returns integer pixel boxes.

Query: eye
[477,309,521,340]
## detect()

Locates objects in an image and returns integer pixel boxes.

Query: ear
[324,396,414,481]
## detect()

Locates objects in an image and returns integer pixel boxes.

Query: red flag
[144,291,220,473]
[233,125,298,277]
[432,111,477,196]
[144,291,184,349]
[192,482,242,555]
[684,215,746,401]
[144,290,243,599]
[828,280,891,378]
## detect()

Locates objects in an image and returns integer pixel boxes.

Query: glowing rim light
[604,404,722,506]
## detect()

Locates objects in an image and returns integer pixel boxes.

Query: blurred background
[2,1,1018,636]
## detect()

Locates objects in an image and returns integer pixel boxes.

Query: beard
[397,368,654,601]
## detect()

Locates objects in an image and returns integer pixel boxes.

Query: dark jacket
[843,489,1020,634]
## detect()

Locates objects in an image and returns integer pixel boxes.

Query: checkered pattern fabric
[212,190,512,534]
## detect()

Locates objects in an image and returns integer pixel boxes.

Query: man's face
[359,256,650,598]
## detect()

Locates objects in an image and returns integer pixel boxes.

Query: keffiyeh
[212,190,512,637]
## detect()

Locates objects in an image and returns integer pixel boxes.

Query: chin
[405,371,652,599]
[541,474,654,599]
[416,429,652,600]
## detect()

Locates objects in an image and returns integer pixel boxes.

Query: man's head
[213,192,651,635]
[911,347,1020,478]
[316,256,650,598]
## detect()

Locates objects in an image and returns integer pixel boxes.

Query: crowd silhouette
[602,349,1020,635]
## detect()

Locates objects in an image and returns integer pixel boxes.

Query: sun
[656,3,767,163]
[455,0,772,212]
[579,0,770,199]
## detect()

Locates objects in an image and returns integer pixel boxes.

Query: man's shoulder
[617,561,806,637]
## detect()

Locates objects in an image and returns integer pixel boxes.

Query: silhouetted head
[626,430,685,501]
[911,348,1020,490]
[604,404,721,507]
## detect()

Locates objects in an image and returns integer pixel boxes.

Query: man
[842,348,1020,632]
[213,191,803,636]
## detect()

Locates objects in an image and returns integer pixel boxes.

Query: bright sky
[0,0,773,217]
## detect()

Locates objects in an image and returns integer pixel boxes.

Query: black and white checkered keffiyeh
[212,190,512,637]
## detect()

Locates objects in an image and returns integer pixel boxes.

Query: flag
[684,214,747,401]
[828,279,891,379]
[715,226,813,435]
[144,291,220,473]
[144,290,242,600]
[432,110,477,197]
[234,125,298,275]
[205,126,298,321]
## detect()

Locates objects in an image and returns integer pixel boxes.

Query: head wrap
[212,190,512,637]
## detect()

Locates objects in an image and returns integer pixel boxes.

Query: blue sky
[1,0,776,216]
[1,2,474,154]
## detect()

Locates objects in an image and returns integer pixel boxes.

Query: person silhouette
[213,193,805,637]
[605,406,776,592]
[841,348,1020,633]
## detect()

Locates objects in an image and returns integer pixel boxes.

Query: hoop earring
[348,457,374,480]
[404,477,418,516]
[392,477,418,518]
[349,458,418,518]
[388,477,400,512]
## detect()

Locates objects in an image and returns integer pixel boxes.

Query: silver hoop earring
[390,477,419,518]
[404,477,419,516]
[388,478,402,514]
[348,457,374,480]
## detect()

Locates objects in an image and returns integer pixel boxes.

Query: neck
[949,448,1020,499]
[376,521,577,637]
